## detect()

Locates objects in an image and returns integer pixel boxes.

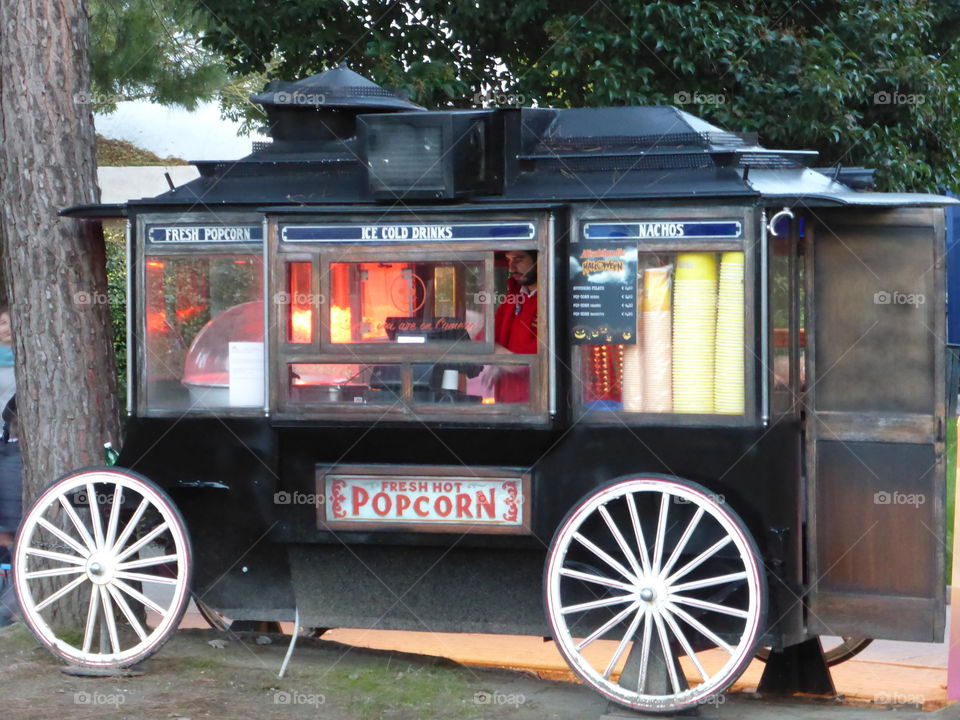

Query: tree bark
[0,0,120,628]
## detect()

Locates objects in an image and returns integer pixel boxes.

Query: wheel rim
[545,477,765,712]
[14,469,191,667]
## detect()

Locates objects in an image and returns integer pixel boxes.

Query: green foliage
[188,0,960,192]
[104,224,127,415]
[96,134,187,166]
[88,0,228,111]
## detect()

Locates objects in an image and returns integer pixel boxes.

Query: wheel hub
[639,587,656,602]
[85,552,116,585]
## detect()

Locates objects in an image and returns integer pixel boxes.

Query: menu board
[570,242,638,344]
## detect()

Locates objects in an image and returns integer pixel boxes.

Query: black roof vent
[251,63,425,152]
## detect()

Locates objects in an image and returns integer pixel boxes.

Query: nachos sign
[317,466,530,534]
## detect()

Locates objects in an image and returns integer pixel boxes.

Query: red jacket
[493,279,537,402]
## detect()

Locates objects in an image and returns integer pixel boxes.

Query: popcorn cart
[15,66,953,713]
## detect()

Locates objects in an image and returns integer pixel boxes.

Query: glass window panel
[580,250,745,416]
[289,363,403,404]
[145,255,263,410]
[286,262,313,343]
[328,260,484,346]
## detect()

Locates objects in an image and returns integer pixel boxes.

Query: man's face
[505,251,536,287]
[0,313,11,345]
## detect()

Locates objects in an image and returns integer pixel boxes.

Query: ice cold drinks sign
[322,474,526,533]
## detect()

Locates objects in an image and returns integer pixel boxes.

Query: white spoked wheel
[14,468,192,668]
[545,475,766,713]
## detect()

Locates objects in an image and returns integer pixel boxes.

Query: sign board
[570,242,638,344]
[281,222,536,243]
[583,220,742,241]
[147,225,263,243]
[316,465,530,534]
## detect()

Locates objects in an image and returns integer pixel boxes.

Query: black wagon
[13,66,953,713]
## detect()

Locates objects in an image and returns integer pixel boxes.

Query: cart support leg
[757,638,836,696]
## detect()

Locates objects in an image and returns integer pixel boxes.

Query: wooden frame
[567,204,760,428]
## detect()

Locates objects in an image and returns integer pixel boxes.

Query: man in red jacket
[489,250,538,403]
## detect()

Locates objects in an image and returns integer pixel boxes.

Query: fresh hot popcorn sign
[321,473,527,533]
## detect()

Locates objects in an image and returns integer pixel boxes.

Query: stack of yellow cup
[672,253,718,413]
[642,266,673,412]
[714,252,745,414]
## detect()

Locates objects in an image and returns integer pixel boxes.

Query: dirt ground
[2,622,959,720]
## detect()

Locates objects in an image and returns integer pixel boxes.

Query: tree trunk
[0,0,120,629]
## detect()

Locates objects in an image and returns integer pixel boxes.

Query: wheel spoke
[665,603,733,654]
[106,585,147,642]
[573,532,638,584]
[111,497,149,555]
[662,609,708,681]
[113,578,166,616]
[664,536,732,586]
[82,584,101,653]
[670,571,748,594]
[36,517,90,558]
[599,504,644,580]
[652,611,681,694]
[659,507,704,580]
[670,593,750,619]
[575,600,639,651]
[115,522,169,563]
[651,494,669,574]
[23,566,85,580]
[559,567,636,592]
[562,594,635,615]
[603,606,645,679]
[114,570,178,586]
[626,494,652,575]
[34,574,87,612]
[636,607,653,694]
[86,483,105,549]
[116,554,179,571]
[104,484,124,549]
[24,547,86,566]
[57,496,97,552]
[99,586,121,654]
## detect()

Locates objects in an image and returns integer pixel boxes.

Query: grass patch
[302,657,482,720]
[177,655,224,672]
[0,622,41,652]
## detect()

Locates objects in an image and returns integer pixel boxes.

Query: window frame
[569,204,759,427]
[135,212,268,418]
[269,213,554,424]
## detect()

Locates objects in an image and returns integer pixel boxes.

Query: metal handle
[767,207,795,237]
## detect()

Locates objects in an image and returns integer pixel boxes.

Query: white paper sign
[228,342,265,407]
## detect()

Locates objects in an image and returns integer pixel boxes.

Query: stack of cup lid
[714,252,745,414]
[672,253,717,413]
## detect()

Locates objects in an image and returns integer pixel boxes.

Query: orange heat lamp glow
[482,397,496,405]
[330,305,353,344]
[146,310,168,334]
[146,260,165,270]
[290,307,313,343]
[175,305,205,323]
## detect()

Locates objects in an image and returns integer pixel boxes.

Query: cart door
[806,207,946,642]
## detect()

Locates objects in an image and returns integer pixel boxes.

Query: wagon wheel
[14,468,192,668]
[545,475,766,713]
[755,637,873,666]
